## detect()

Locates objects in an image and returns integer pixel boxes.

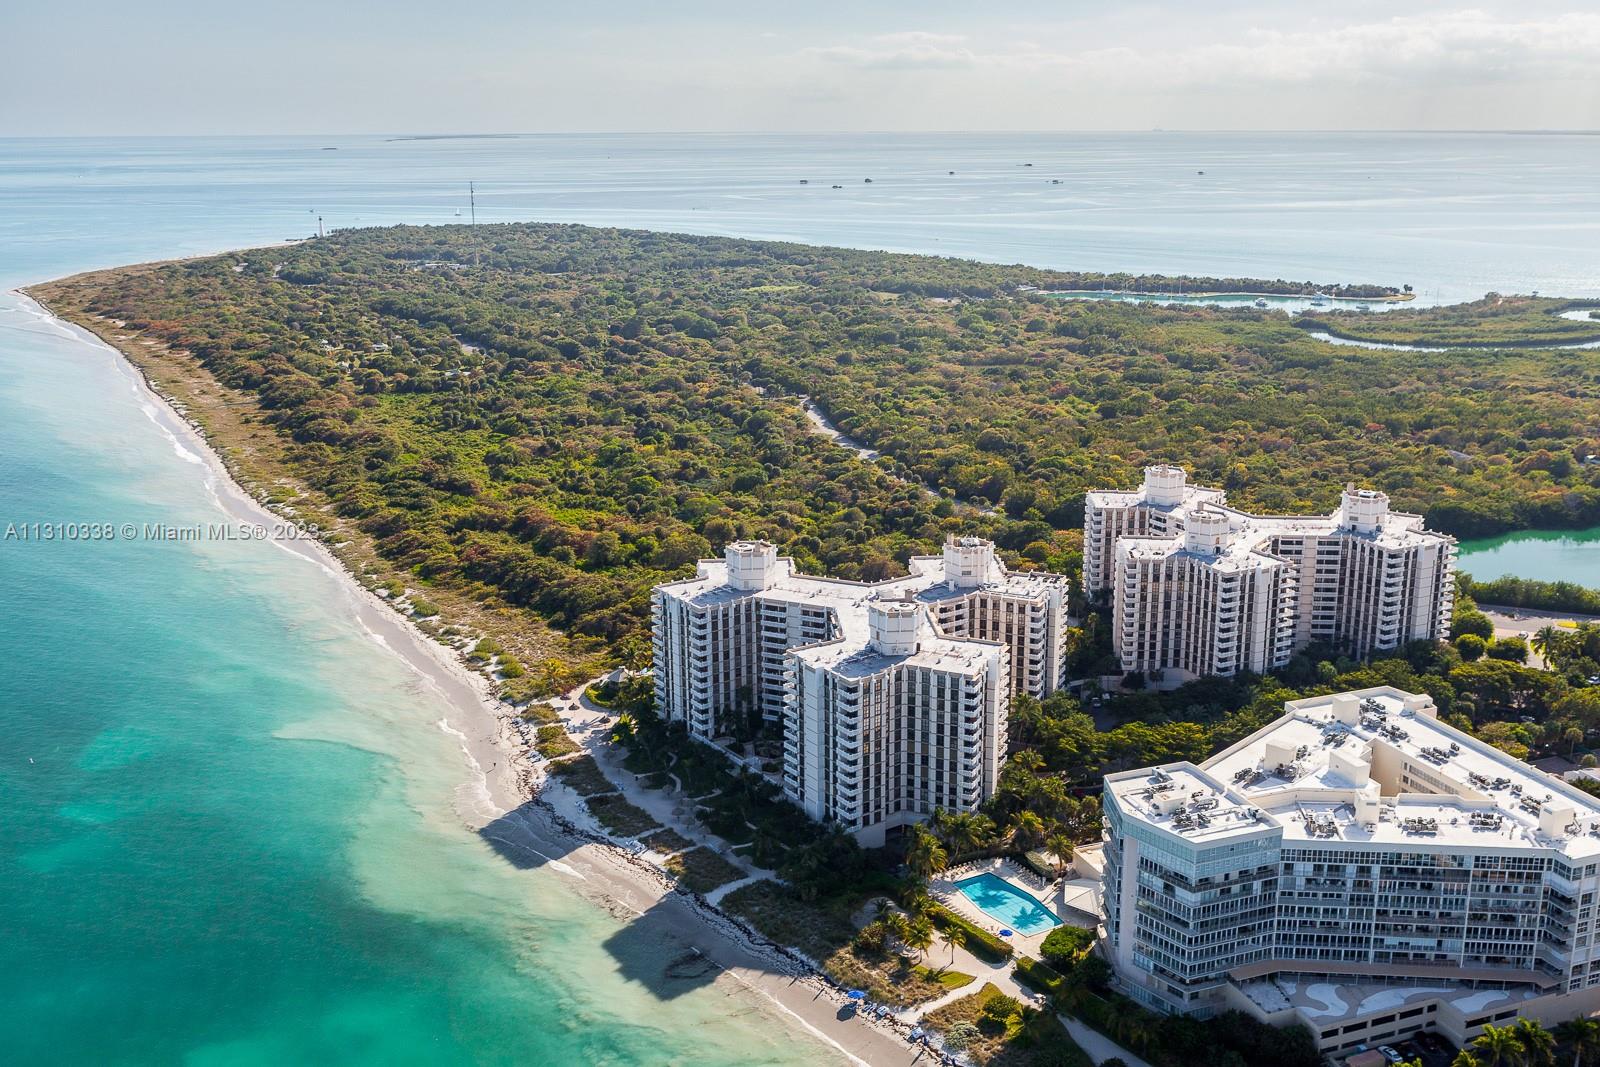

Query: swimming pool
[952,873,1062,937]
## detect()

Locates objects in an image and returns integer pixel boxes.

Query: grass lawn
[534,725,580,759]
[924,983,1091,1067]
[663,846,746,894]
[916,964,977,990]
[585,793,662,838]
[641,827,694,854]
[547,755,615,796]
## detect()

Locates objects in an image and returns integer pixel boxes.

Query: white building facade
[1086,468,1455,686]
[651,536,1070,844]
[1103,687,1600,1055]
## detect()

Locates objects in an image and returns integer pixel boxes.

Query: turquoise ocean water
[3,133,1599,1063]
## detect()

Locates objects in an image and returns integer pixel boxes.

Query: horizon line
[4,128,1599,140]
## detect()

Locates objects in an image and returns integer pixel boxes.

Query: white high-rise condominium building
[1085,467,1455,686]
[787,596,1008,846]
[651,536,1069,844]
[1102,686,1600,1056]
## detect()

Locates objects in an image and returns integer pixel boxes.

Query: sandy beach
[19,287,926,1067]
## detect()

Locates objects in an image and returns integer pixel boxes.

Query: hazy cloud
[803,31,982,70]
[802,10,1600,88]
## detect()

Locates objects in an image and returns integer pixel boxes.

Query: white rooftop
[1235,974,1539,1022]
[1109,686,1600,859]
[656,537,1062,680]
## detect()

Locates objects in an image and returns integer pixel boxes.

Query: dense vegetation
[38,223,1600,685]
[1465,574,1600,617]
[1302,294,1600,347]
[1038,273,1401,298]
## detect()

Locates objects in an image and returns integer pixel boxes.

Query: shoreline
[1039,287,1415,303]
[1299,321,1600,351]
[15,284,924,1067]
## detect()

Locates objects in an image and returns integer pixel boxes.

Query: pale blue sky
[4,0,1598,134]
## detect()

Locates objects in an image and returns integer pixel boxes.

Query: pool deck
[930,858,1099,957]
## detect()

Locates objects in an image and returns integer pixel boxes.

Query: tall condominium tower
[1085,469,1454,686]
[787,596,1009,846]
[651,536,1070,842]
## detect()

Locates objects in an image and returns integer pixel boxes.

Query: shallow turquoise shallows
[953,874,1062,936]
[3,133,1599,1065]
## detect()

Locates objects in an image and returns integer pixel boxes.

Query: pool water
[953,873,1062,936]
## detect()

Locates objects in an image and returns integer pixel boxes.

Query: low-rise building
[1102,686,1600,1055]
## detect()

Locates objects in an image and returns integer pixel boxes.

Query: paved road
[1477,603,1600,670]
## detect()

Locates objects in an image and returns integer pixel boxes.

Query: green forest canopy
[44,222,1600,672]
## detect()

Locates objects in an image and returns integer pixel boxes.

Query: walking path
[1060,1014,1155,1067]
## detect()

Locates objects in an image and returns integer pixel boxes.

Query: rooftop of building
[789,606,1004,679]
[1112,504,1452,575]
[655,536,1060,681]
[1084,477,1226,512]
[1107,686,1600,859]
[1233,973,1541,1023]
[654,539,1066,612]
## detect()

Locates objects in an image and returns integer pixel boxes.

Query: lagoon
[1457,528,1600,588]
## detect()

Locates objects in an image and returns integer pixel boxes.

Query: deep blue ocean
[3,133,1599,1064]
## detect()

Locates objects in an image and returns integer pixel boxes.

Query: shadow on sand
[478,797,801,1000]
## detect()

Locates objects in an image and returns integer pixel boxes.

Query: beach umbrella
[998,929,1014,938]
[847,989,867,1000]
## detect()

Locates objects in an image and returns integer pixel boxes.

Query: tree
[1471,1023,1525,1067]
[1010,810,1047,850]
[1556,1017,1600,1065]
[903,914,935,962]
[1453,608,1497,641]
[1488,636,1530,663]
[1045,832,1075,876]
[904,824,948,882]
[1513,1017,1556,1067]
[585,529,624,567]
[943,923,968,969]
[1532,625,1564,660]
[1456,633,1489,662]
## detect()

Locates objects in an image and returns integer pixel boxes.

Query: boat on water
[1309,294,1329,307]
[1254,298,1269,308]
[1356,302,1372,312]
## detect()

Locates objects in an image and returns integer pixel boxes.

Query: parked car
[1377,1047,1403,1064]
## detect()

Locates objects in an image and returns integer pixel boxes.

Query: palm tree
[941,924,968,971]
[1471,1023,1525,1067]
[903,914,935,963]
[1557,1017,1600,1066]
[905,825,949,882]
[883,911,911,952]
[1045,832,1075,877]
[1567,725,1586,756]
[944,811,997,857]
[1450,1054,1483,1067]
[1010,810,1047,851]
[1513,1017,1556,1067]
[1532,625,1564,662]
